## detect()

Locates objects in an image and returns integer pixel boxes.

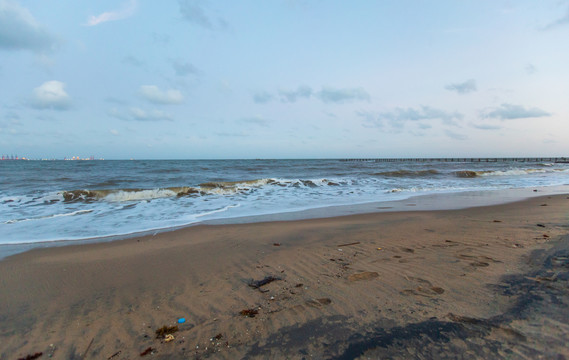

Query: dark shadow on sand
[245,235,569,359]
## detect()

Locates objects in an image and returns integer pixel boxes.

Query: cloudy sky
[1,0,568,159]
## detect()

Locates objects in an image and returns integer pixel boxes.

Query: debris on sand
[47,344,56,358]
[155,325,178,339]
[107,350,121,359]
[240,308,259,317]
[248,276,281,289]
[431,286,445,294]
[140,347,154,356]
[337,241,360,247]
[81,338,94,360]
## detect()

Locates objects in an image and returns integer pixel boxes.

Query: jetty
[341,157,569,163]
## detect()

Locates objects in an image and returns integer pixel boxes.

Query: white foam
[103,189,177,202]
[3,160,569,248]
[194,204,240,218]
[4,209,93,224]
[1,196,26,203]
[479,169,546,177]
[198,179,273,195]
[200,187,240,196]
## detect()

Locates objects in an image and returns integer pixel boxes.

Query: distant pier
[341,157,569,163]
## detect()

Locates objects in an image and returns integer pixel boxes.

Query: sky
[0,0,568,159]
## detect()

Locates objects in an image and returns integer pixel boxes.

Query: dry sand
[1,194,569,359]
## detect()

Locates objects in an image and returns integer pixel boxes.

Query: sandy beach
[1,193,569,359]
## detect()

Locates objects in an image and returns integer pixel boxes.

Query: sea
[1,159,568,249]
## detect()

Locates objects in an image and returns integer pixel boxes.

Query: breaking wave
[453,168,561,178]
[478,169,547,176]
[453,171,479,178]
[59,178,346,203]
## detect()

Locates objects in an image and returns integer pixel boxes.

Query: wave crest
[59,178,347,203]
[453,171,478,178]
[479,169,546,176]
[453,168,556,178]
[198,179,274,195]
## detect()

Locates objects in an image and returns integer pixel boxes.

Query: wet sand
[1,193,569,359]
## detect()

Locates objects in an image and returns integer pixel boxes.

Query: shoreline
[1,193,569,358]
[2,184,568,260]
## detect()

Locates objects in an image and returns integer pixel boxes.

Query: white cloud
[318,86,370,103]
[178,0,227,30]
[525,64,537,75]
[268,85,371,104]
[542,5,569,30]
[238,115,270,127]
[138,85,184,105]
[86,0,137,26]
[417,123,432,130]
[108,106,173,121]
[470,123,501,130]
[253,91,274,104]
[367,105,463,128]
[30,81,71,110]
[0,0,58,52]
[130,107,173,121]
[278,85,313,103]
[123,55,144,67]
[171,59,199,76]
[484,103,550,120]
[445,79,477,94]
[357,110,384,128]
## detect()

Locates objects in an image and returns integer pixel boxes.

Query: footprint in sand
[288,298,332,313]
[478,255,501,263]
[400,277,445,297]
[469,261,490,267]
[305,298,332,308]
[393,248,416,263]
[431,240,461,248]
[400,287,445,297]
[456,254,499,267]
[457,254,477,260]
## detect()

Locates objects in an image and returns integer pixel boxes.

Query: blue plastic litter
[178,318,186,324]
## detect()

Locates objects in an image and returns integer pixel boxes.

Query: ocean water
[1,159,568,245]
